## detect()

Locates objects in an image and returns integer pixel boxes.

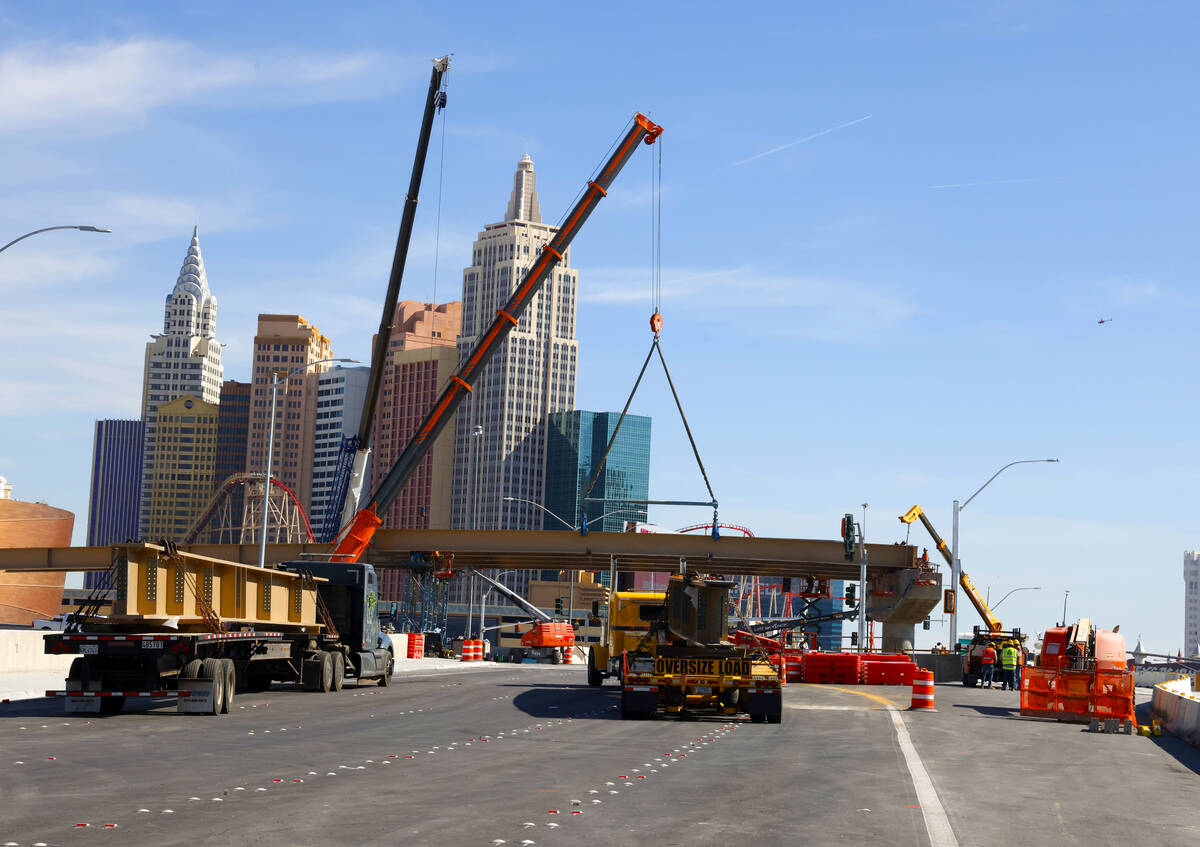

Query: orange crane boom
[331,113,664,563]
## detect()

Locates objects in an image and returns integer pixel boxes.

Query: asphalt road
[1,667,1198,847]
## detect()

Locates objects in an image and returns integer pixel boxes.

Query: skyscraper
[143,395,219,541]
[545,411,651,533]
[213,380,251,526]
[246,315,333,517]
[310,365,370,537]
[139,227,223,537]
[370,300,461,603]
[451,155,579,534]
[1185,551,1200,655]
[87,419,144,546]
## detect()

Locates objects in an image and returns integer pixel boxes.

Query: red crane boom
[331,113,663,562]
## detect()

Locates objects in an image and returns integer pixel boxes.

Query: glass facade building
[544,411,651,534]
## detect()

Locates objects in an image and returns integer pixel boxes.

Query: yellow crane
[899,504,1003,633]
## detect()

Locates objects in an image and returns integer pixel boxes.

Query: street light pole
[0,224,112,255]
[949,459,1058,650]
[467,425,484,638]
[1062,589,1070,626]
[257,357,358,567]
[858,503,868,654]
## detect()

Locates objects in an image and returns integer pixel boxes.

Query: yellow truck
[587,573,782,723]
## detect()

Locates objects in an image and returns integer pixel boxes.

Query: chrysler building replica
[139,227,224,537]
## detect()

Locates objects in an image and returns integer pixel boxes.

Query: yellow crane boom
[899,504,1003,633]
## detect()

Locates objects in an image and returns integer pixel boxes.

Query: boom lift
[467,568,575,663]
[899,504,1025,686]
[330,113,663,562]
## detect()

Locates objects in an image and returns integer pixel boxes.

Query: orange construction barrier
[1019,666,1134,724]
[909,669,936,711]
[461,639,484,661]
[406,633,425,659]
[562,647,574,664]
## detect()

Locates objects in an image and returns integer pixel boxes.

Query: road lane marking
[826,686,959,847]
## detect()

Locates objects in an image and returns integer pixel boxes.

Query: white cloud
[0,38,402,137]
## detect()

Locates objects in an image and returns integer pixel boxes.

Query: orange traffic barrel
[462,639,483,661]
[562,647,574,664]
[909,668,936,711]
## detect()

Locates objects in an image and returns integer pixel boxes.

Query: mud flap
[64,696,103,715]
[745,691,782,717]
[178,678,215,714]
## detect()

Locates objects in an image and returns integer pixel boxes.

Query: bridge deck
[0,529,918,579]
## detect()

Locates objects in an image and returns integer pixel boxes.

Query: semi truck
[44,544,393,716]
[588,573,783,723]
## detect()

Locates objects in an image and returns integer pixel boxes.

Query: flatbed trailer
[43,545,394,715]
[621,648,783,722]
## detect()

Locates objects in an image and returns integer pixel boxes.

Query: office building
[450,154,579,536]
[86,419,144,546]
[139,227,223,537]
[370,301,461,604]
[545,411,651,534]
[246,315,333,517]
[142,395,219,541]
[309,365,370,539]
[213,380,251,527]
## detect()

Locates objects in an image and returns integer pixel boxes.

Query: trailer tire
[378,654,393,687]
[220,658,235,713]
[200,658,226,716]
[587,649,603,687]
[331,652,345,692]
[67,656,89,683]
[182,658,203,681]
[551,648,562,665]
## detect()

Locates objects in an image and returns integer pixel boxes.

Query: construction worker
[1000,641,1019,690]
[981,641,998,688]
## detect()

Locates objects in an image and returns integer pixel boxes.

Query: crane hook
[649,311,663,337]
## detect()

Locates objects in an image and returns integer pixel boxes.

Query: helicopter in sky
[1097,318,1113,325]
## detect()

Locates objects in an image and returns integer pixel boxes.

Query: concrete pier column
[881,623,915,654]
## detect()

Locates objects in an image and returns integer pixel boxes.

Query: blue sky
[1,2,1197,653]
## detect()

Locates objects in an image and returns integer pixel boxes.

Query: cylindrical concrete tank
[0,499,74,625]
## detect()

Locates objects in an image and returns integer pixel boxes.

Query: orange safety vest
[981,647,996,665]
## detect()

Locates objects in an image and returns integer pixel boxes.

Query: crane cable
[580,137,717,515]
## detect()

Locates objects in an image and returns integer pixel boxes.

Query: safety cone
[909,669,937,712]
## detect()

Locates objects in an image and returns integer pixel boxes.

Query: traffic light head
[850,631,859,646]
[845,583,856,607]
[554,597,563,615]
[842,513,856,560]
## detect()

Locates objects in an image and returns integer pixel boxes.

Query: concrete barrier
[0,629,75,674]
[914,652,963,683]
[1150,675,1200,747]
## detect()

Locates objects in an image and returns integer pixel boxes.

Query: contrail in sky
[732,115,872,167]
[931,177,1042,189]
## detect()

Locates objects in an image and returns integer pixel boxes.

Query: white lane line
[885,707,958,847]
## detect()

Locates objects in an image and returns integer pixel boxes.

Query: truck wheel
[378,654,393,687]
[319,651,333,693]
[331,652,345,692]
[551,648,562,665]
[620,689,633,719]
[67,656,90,683]
[200,658,226,716]
[220,658,235,713]
[587,649,603,687]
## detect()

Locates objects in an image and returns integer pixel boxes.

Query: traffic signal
[923,617,931,631]
[841,513,856,561]
[845,583,856,608]
[850,631,859,646]
[555,598,563,615]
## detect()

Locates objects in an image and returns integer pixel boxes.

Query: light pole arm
[1,225,112,254]
[961,459,1059,509]
[991,586,1041,611]
[503,496,573,530]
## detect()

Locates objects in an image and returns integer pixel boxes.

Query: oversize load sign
[654,657,751,677]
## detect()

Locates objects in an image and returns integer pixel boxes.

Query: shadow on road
[952,703,1023,718]
[510,684,620,719]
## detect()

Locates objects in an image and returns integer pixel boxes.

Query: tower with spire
[450,154,580,588]
[138,228,224,539]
